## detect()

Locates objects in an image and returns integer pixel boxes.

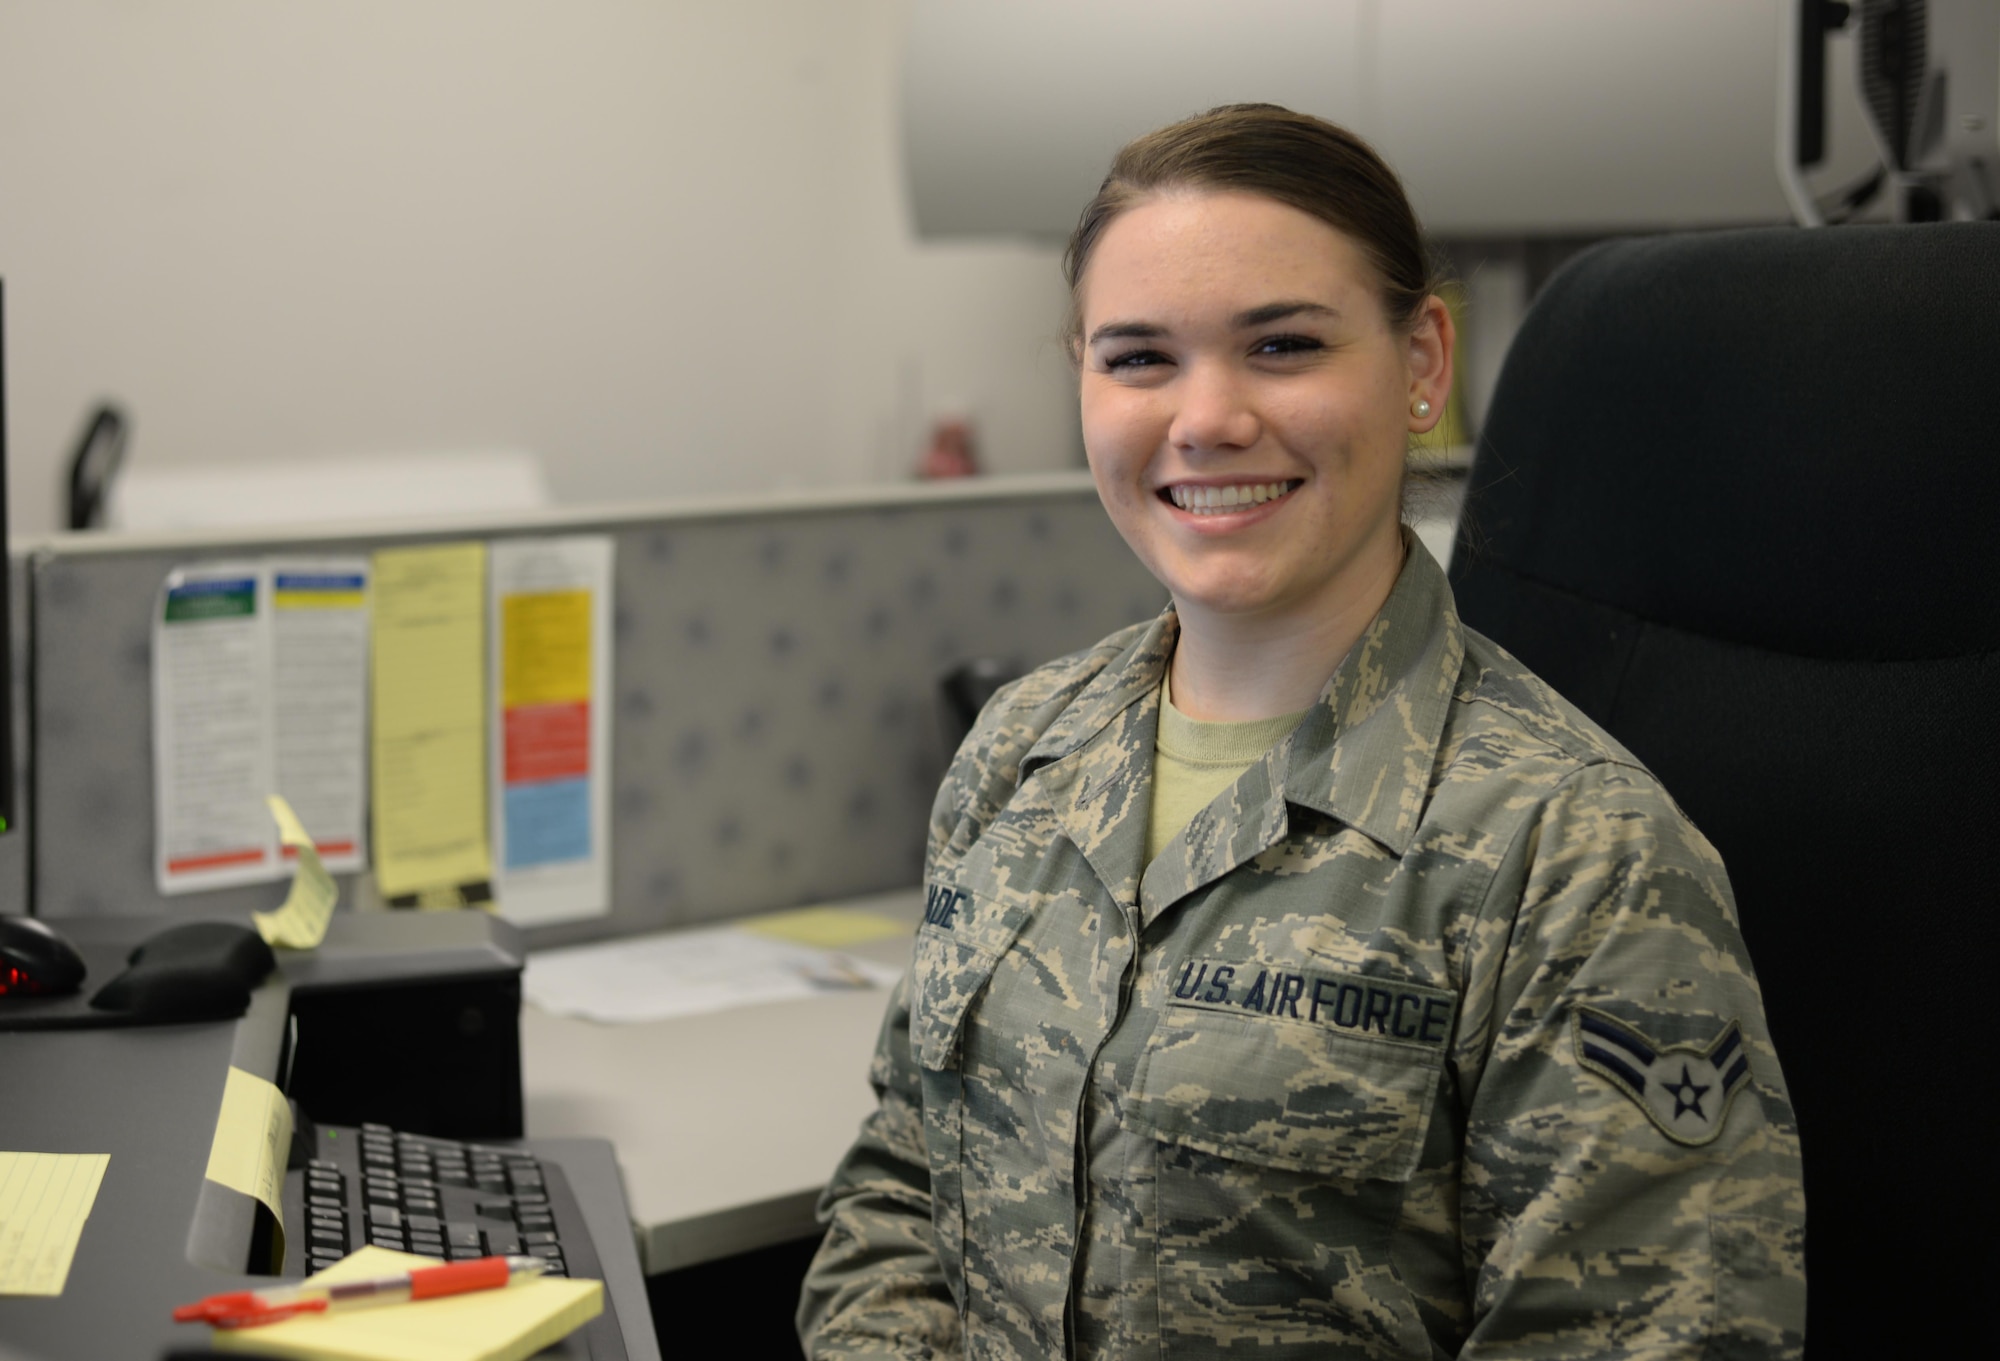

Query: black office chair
[1450,223,1998,1359]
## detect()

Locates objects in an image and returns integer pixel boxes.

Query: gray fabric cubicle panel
[30,482,1163,945]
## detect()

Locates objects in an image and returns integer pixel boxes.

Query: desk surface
[0,915,659,1361]
[520,888,922,1274]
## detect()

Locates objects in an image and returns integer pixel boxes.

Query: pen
[174,1254,551,1328]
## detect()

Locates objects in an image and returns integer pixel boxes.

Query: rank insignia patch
[1573,1006,1753,1146]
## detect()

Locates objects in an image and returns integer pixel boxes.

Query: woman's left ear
[1407,294,1455,433]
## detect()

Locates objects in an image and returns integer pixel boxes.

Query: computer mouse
[0,913,88,998]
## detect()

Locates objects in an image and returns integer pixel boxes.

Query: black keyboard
[280,1120,626,1358]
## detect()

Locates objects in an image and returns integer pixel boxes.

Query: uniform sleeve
[797,753,995,1359]
[795,970,961,1360]
[1453,761,1806,1360]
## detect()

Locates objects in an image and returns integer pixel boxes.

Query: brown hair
[1062,103,1438,355]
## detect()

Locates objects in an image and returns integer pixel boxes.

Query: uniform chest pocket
[1128,963,1456,1183]
[907,881,1033,1072]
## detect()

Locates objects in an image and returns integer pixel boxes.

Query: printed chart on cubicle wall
[152,560,371,895]
[487,537,613,927]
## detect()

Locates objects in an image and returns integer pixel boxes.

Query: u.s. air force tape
[1573,1005,1752,1146]
[1167,958,1456,1049]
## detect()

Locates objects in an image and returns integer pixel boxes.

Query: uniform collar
[1020,534,1462,861]
[1275,536,1463,857]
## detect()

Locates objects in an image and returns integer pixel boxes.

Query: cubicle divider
[24,474,1162,946]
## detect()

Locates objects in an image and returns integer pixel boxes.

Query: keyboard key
[307,1158,341,1174]
[307,1193,343,1211]
[446,1223,481,1251]
[474,1178,509,1196]
[484,1229,522,1257]
[520,1230,560,1247]
[526,1243,563,1260]
[517,1213,555,1233]
[512,1193,549,1208]
[366,1205,403,1229]
[309,1226,346,1249]
[446,1243,483,1261]
[361,1122,393,1135]
[408,1237,445,1259]
[405,1214,443,1235]
[369,1231,406,1251]
[474,1199,514,1219]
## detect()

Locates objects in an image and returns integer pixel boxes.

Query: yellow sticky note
[0,1152,109,1296]
[255,795,338,949]
[738,907,910,949]
[372,544,491,898]
[500,590,592,707]
[210,1246,603,1361]
[205,1066,292,1258]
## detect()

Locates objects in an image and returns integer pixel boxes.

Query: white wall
[0,0,1082,537]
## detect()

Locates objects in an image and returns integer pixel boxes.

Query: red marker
[174,1255,551,1328]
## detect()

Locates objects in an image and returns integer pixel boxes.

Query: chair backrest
[1450,223,1999,1358]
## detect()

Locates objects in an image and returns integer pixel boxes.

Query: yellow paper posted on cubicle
[0,1152,110,1296]
[371,544,491,900]
[209,1245,602,1361]
[205,1066,292,1260]
[254,794,338,949]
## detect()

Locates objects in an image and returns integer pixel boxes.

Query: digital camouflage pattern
[799,541,1805,1359]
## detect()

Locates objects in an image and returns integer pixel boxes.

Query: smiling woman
[800,106,1806,1361]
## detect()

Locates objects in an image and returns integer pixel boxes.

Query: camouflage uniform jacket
[800,542,1805,1359]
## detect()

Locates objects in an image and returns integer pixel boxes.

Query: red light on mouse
[1,963,51,996]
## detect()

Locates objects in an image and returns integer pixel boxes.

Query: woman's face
[1077,191,1450,631]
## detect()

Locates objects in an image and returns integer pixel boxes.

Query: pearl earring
[1412,398,1432,419]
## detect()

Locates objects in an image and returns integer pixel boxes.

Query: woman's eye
[1254,333,1324,357]
[1103,349,1170,372]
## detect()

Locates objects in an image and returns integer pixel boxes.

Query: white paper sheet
[270,559,370,874]
[488,536,614,927]
[153,559,373,894]
[154,563,277,893]
[523,924,905,1024]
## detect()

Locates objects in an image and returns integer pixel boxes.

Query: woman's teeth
[1166,480,1298,514]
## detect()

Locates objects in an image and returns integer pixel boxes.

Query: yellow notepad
[0,1151,110,1296]
[737,905,908,949]
[210,1247,602,1361]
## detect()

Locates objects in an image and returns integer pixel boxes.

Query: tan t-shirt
[1145,671,1306,864]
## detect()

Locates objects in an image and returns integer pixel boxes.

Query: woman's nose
[1167,360,1260,454]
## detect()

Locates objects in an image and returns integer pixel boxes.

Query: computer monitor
[0,280,13,834]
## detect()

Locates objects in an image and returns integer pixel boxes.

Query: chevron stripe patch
[1572,1005,1753,1146]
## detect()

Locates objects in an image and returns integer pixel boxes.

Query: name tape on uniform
[1168,957,1456,1049]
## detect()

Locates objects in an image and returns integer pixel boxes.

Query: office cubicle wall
[27,475,1163,945]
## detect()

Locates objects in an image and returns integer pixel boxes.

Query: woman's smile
[1160,478,1303,517]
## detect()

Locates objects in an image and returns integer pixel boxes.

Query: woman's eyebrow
[1086,320,1166,345]
[1234,300,1338,328]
